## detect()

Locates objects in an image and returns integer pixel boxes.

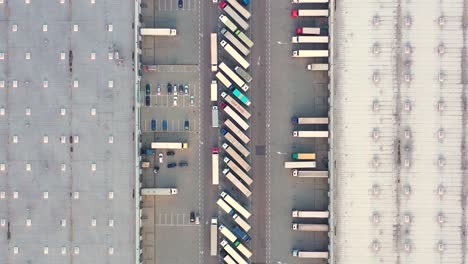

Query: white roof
[333,0,464,263]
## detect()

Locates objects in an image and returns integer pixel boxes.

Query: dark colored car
[179,84,184,93]
[167,83,172,94]
[145,83,151,95]
[190,212,195,223]
[153,166,160,174]
[162,120,168,131]
[178,161,188,167]
[178,0,183,8]
[167,162,177,168]
[184,120,189,130]
[145,96,150,106]
[151,119,156,131]
[166,151,175,156]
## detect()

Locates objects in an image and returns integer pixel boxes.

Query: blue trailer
[233,226,251,242]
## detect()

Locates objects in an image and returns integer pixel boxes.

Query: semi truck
[211,80,218,101]
[151,142,189,149]
[233,213,251,231]
[221,92,251,119]
[220,40,250,69]
[226,0,251,19]
[216,71,233,89]
[221,191,251,219]
[212,147,219,185]
[219,14,238,32]
[219,62,249,92]
[222,129,250,157]
[291,9,329,17]
[220,103,249,131]
[224,169,251,197]
[221,3,249,30]
[284,161,316,169]
[233,225,251,242]
[296,27,321,35]
[234,29,254,48]
[217,198,235,215]
[211,33,218,71]
[141,188,178,195]
[140,28,177,36]
[292,223,329,231]
[292,153,316,160]
[292,117,329,124]
[291,36,329,43]
[224,157,252,185]
[307,64,329,71]
[292,50,329,57]
[212,106,219,128]
[292,170,328,178]
[292,0,329,2]
[220,240,248,264]
[221,28,250,56]
[231,88,251,106]
[224,119,250,144]
[210,218,218,256]
[219,224,237,243]
[292,250,329,259]
[223,143,251,172]
[235,66,252,83]
[292,210,329,218]
[293,131,329,137]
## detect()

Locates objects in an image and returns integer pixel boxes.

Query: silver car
[157,84,161,95]
[173,84,178,95]
[173,96,178,106]
[190,95,194,106]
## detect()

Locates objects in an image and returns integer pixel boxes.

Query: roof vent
[373,158,379,168]
[403,214,411,224]
[438,213,445,224]
[438,157,445,167]
[372,213,380,224]
[373,100,380,111]
[373,16,380,26]
[404,16,412,27]
[404,241,411,252]
[438,44,445,54]
[437,185,445,196]
[437,241,445,252]
[404,159,410,167]
[438,129,444,140]
[372,241,380,251]
[373,128,380,139]
[373,43,380,54]
[438,16,446,26]
[372,185,380,196]
[404,44,412,54]
[373,72,380,83]
[404,129,411,139]
[438,101,444,111]
[438,72,445,82]
[404,73,411,83]
[404,101,412,111]
[404,185,411,196]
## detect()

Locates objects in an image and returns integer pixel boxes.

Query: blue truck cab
[162,120,168,131]
[221,128,228,135]
[143,149,155,155]
[240,0,250,6]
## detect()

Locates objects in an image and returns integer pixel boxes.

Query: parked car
[157,84,161,95]
[151,119,156,131]
[145,96,150,106]
[190,212,195,223]
[179,84,184,94]
[184,120,189,130]
[167,162,177,168]
[184,84,189,95]
[178,0,183,8]
[179,161,188,167]
[145,83,151,95]
[167,83,172,94]
[162,120,168,131]
[173,96,178,106]
[153,166,160,174]
[173,84,178,95]
[158,153,164,163]
[166,151,175,156]
[190,95,194,106]
[219,1,227,8]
